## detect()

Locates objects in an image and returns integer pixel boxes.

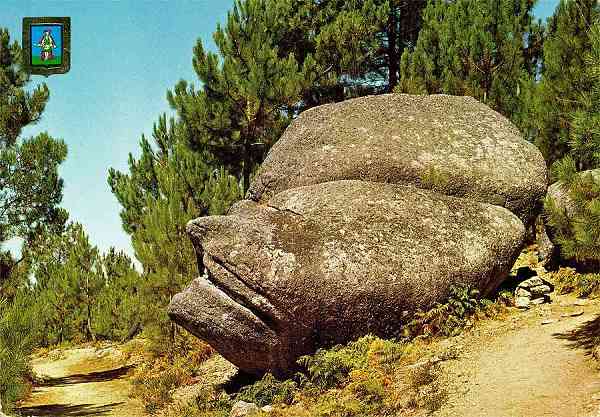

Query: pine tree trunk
[242,140,252,195]
[387,9,399,92]
[87,311,96,342]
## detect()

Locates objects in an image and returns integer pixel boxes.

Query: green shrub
[129,338,213,414]
[298,336,374,390]
[130,357,194,413]
[192,388,233,417]
[0,293,39,409]
[545,161,600,267]
[550,267,600,297]
[236,373,297,406]
[404,285,488,338]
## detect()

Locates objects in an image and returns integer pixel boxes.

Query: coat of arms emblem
[22,17,71,76]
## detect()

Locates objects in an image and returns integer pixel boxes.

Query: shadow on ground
[554,314,600,357]
[220,370,260,394]
[35,365,134,388]
[15,402,124,417]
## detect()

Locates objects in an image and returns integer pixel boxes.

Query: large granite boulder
[247,94,547,226]
[169,180,525,376]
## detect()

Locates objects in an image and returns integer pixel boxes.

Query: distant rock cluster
[515,276,553,309]
[169,94,548,376]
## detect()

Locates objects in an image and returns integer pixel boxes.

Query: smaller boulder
[230,401,260,417]
[515,296,531,309]
[530,297,548,305]
[515,288,531,298]
[530,284,552,297]
[518,276,545,289]
[514,276,553,309]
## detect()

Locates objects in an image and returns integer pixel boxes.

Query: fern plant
[236,373,297,406]
[404,285,484,338]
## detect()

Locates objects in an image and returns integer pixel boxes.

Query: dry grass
[129,338,214,414]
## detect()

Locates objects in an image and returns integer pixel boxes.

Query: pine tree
[109,116,241,352]
[0,28,68,284]
[567,17,600,168]
[544,19,600,267]
[0,28,67,406]
[290,0,427,101]
[94,248,142,341]
[27,223,104,344]
[167,0,315,194]
[531,0,599,166]
[397,0,543,127]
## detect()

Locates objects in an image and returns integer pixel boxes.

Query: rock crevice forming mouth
[204,253,283,332]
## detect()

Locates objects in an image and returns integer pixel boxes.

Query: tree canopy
[0,28,67,285]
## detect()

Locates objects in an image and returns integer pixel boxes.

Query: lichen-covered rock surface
[247,94,547,226]
[169,181,525,376]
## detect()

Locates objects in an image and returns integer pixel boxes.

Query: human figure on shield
[36,29,56,61]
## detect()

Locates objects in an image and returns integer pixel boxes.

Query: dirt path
[11,297,600,417]
[15,347,145,417]
[436,294,600,417]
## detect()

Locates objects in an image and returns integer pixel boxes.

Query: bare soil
[16,347,145,417]
[436,293,600,417]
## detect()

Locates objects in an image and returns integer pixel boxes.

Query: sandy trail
[16,347,145,417]
[436,294,600,417]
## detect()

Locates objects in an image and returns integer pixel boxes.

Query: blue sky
[2,1,234,262]
[2,0,559,263]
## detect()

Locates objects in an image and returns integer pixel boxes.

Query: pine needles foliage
[397,0,543,128]
[0,293,39,409]
[544,19,600,267]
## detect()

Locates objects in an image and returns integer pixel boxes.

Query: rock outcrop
[514,276,553,309]
[248,94,547,226]
[169,181,525,375]
[169,94,547,376]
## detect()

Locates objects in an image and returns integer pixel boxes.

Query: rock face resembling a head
[169,181,525,376]
[169,94,547,376]
[248,94,547,226]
